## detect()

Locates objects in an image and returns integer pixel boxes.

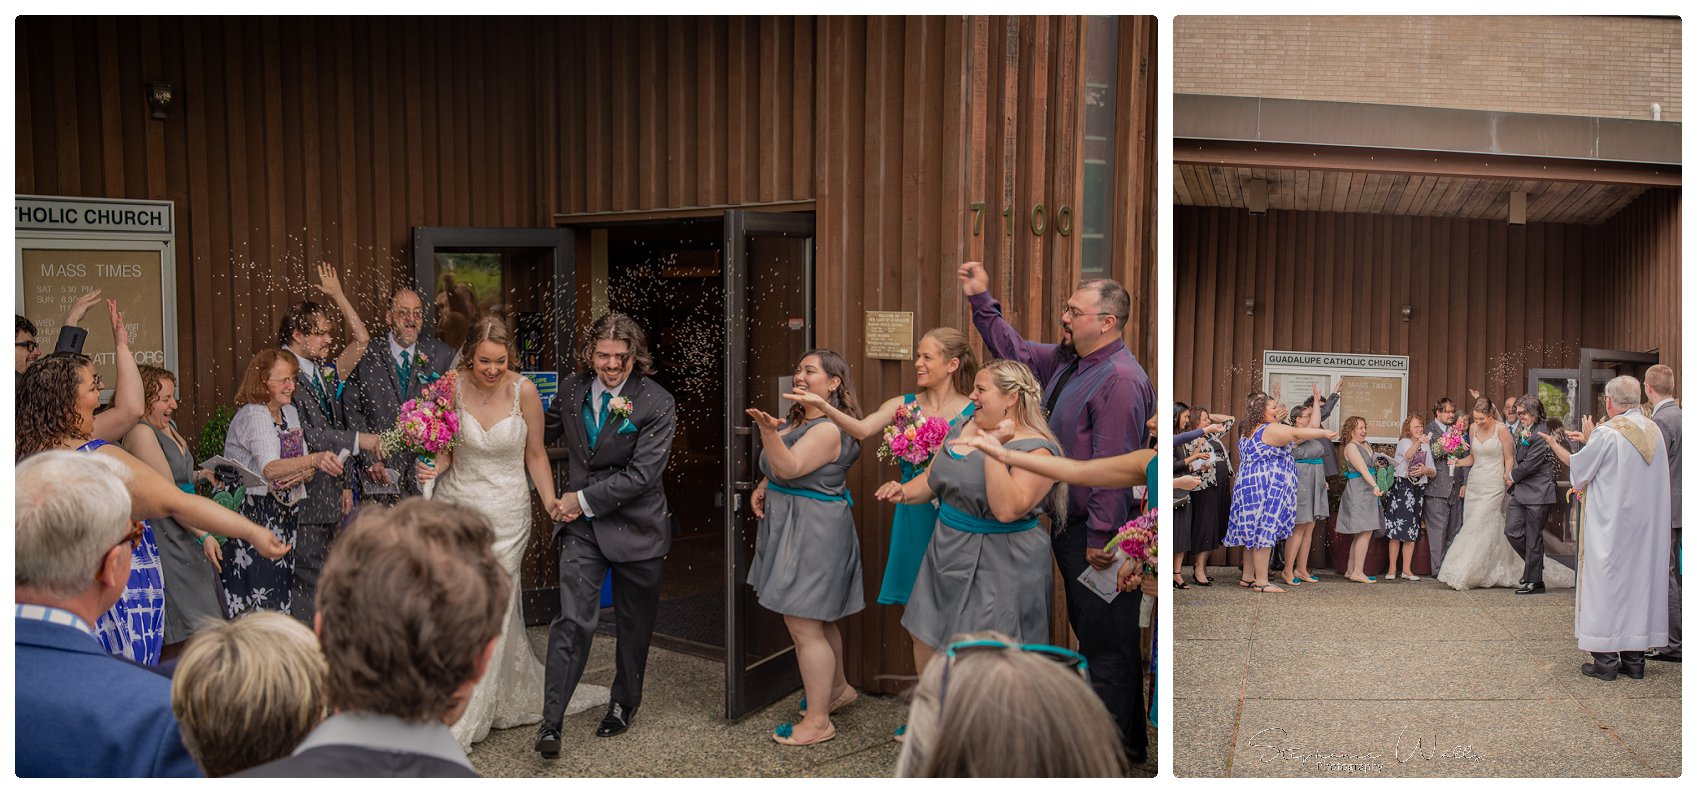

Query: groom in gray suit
[343,288,457,500]
[1506,394,1558,594]
[1424,397,1466,575]
[535,312,676,759]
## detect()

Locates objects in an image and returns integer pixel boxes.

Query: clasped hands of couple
[410,454,587,521]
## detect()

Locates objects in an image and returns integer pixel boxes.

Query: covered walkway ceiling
[1174,94,1680,225]
[1174,164,1647,224]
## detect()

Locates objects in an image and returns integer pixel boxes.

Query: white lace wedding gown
[436,379,609,751]
[1437,429,1575,591]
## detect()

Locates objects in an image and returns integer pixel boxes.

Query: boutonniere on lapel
[321,362,343,399]
[415,352,441,387]
[609,395,638,432]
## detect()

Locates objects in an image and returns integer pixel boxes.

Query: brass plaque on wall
[864,311,914,361]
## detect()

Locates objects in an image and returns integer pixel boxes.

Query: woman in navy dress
[780,328,976,683]
[747,349,866,747]
[1223,390,1336,593]
[222,349,345,617]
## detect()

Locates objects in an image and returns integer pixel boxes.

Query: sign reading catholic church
[15,195,179,389]
[1262,349,1410,444]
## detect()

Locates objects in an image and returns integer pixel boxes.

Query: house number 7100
[969,202,1073,237]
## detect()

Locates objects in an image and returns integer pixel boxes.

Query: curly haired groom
[536,312,677,758]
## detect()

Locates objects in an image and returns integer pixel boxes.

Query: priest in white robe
[1544,375,1671,681]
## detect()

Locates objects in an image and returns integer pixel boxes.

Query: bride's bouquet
[379,370,461,499]
[876,403,951,470]
[1434,425,1471,475]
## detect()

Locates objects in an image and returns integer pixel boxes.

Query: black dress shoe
[596,701,636,738]
[1580,662,1618,681]
[535,723,562,759]
[1515,582,1546,595]
[1622,664,1647,680]
[1647,649,1682,663]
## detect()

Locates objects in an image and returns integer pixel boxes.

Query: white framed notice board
[1262,350,1409,444]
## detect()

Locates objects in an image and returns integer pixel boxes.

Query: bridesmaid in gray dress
[118,366,224,653]
[746,349,866,747]
[877,360,1064,652]
[1335,416,1385,583]
[1285,398,1330,586]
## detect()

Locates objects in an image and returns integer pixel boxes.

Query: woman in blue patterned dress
[1223,390,1336,593]
[1384,413,1436,581]
[16,350,287,665]
[781,329,976,685]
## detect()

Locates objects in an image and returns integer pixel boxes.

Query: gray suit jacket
[343,335,457,495]
[1509,430,1558,506]
[291,355,360,524]
[1426,419,1460,499]
[544,372,677,562]
[1651,400,1682,528]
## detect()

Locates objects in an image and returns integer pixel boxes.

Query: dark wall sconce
[1244,298,1256,316]
[1401,304,1413,322]
[145,83,174,120]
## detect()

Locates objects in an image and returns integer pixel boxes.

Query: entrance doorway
[566,210,816,719]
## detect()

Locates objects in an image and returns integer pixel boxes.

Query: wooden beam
[1175,139,1680,188]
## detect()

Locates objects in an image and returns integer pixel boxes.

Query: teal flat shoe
[1302,574,1320,583]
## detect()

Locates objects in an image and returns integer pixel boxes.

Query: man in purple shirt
[959,261,1153,764]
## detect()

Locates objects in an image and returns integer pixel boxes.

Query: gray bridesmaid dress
[1334,441,1382,535]
[902,430,1062,650]
[1291,437,1331,524]
[152,422,225,644]
[747,416,866,622]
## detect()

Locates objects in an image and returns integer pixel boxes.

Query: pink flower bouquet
[379,370,461,498]
[1434,426,1471,474]
[1108,509,1159,574]
[876,403,951,470]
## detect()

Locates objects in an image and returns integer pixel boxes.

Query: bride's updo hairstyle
[1470,397,1495,423]
[456,313,519,372]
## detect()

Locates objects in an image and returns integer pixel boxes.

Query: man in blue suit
[15,451,201,778]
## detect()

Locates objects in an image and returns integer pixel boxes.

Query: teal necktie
[309,369,331,416]
[398,352,413,397]
[587,391,612,448]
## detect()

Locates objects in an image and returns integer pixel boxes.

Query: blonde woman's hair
[170,612,328,777]
[980,359,1067,525]
[896,630,1130,777]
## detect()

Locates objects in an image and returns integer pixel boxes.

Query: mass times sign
[15,195,178,390]
[1262,350,1410,444]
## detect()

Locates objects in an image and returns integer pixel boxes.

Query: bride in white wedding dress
[1438,404,1574,591]
[418,320,609,752]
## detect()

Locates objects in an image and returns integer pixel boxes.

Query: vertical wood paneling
[17,16,549,429]
[1171,206,1662,422]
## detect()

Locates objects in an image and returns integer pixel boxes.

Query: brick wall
[1175,16,1681,121]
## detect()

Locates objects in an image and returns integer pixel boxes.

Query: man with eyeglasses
[277,283,383,625]
[15,451,201,777]
[958,260,1153,764]
[15,289,105,383]
[344,288,458,502]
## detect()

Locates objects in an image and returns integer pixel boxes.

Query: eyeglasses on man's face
[1059,304,1111,320]
[16,340,40,352]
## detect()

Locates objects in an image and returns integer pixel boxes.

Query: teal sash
[1295,458,1324,465]
[1344,471,1363,480]
[767,482,853,507]
[938,501,1038,534]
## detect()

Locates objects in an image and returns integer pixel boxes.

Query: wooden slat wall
[1174,206,1594,420]
[17,16,551,432]
[811,15,1156,694]
[1587,189,1683,374]
[551,16,817,213]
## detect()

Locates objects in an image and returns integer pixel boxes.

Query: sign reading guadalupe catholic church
[15,195,179,387]
[1262,349,1411,443]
